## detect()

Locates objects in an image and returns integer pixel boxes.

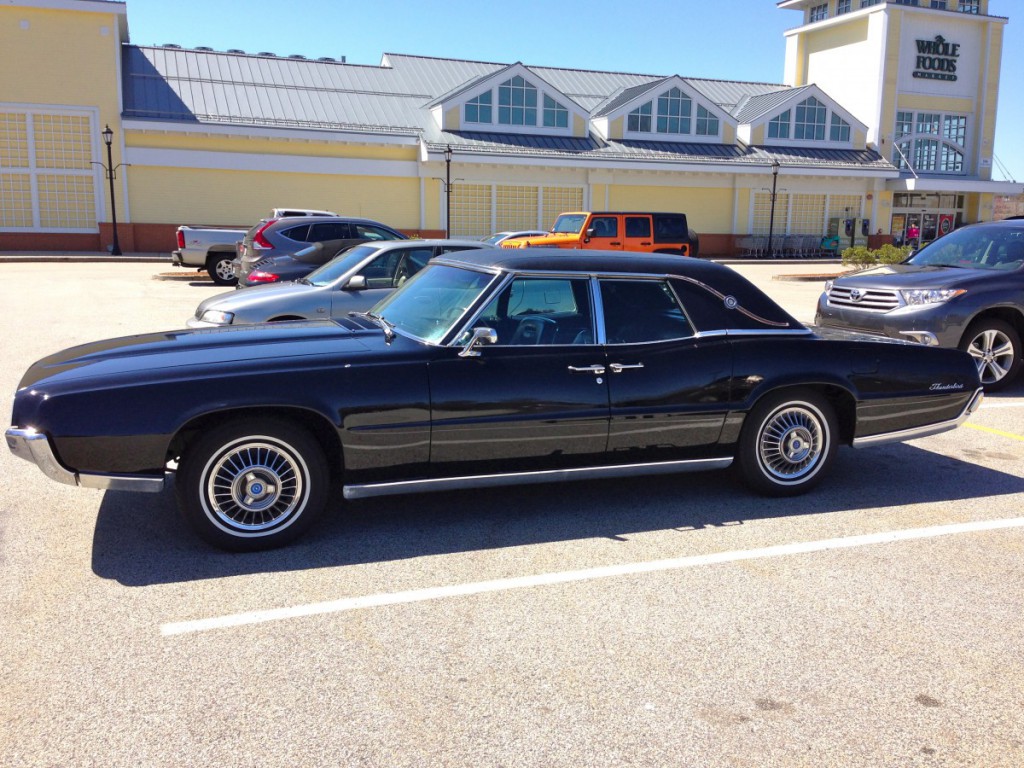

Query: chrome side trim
[851,388,984,449]
[344,456,733,500]
[6,427,165,493]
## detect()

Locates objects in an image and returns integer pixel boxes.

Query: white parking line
[979,401,1024,408]
[161,516,1024,637]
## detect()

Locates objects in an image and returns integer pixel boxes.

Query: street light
[766,159,780,259]
[444,145,453,238]
[94,124,124,255]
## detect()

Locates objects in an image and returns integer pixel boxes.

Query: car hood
[833,263,996,290]
[195,281,319,315]
[503,233,576,248]
[17,320,379,390]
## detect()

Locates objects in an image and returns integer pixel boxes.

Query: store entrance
[890,193,963,248]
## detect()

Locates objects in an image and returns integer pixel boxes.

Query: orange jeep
[500,211,698,256]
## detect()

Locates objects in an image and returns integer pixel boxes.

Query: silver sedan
[188,239,487,328]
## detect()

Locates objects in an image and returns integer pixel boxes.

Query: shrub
[841,243,913,268]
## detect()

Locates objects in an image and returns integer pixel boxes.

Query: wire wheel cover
[758,405,827,481]
[966,329,1015,384]
[203,438,307,532]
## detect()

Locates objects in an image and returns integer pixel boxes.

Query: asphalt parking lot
[2,260,1023,767]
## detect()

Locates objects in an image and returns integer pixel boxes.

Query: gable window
[768,110,791,139]
[628,102,652,133]
[465,91,492,124]
[810,4,828,21]
[830,113,851,141]
[543,95,568,128]
[657,87,691,135]
[696,105,719,136]
[794,97,826,140]
[498,76,537,126]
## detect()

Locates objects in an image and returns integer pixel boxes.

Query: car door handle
[639,241,651,246]
[609,362,645,373]
[609,241,621,246]
[567,364,606,375]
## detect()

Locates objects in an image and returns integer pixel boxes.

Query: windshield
[909,225,1024,271]
[373,264,498,344]
[305,244,381,286]
[551,214,587,234]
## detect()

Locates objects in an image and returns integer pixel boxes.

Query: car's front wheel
[176,417,329,551]
[959,319,1021,392]
[736,389,837,496]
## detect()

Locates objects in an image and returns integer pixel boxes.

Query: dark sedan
[817,219,1024,391]
[8,250,982,551]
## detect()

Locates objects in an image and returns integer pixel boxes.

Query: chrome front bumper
[6,427,165,493]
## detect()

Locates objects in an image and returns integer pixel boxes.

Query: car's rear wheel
[206,252,238,286]
[959,319,1021,392]
[176,417,328,551]
[736,389,837,496]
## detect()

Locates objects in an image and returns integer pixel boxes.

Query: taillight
[176,230,185,249]
[253,221,274,249]
[247,270,280,284]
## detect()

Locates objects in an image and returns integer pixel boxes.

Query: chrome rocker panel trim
[851,387,984,449]
[344,456,734,500]
[6,427,166,493]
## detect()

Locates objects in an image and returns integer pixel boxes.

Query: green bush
[841,243,913,268]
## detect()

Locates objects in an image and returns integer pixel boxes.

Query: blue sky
[124,0,1022,183]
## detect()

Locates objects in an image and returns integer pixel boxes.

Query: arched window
[498,76,537,126]
[657,87,691,134]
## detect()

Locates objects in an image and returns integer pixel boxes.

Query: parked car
[171,209,341,285]
[234,215,406,285]
[8,250,981,551]
[172,225,247,285]
[482,230,548,245]
[816,219,1024,391]
[500,211,699,257]
[188,240,488,327]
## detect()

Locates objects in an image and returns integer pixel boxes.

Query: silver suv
[234,215,406,282]
[816,219,1024,391]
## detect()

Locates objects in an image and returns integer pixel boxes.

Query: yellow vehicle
[500,211,698,256]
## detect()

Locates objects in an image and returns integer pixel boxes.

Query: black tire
[176,417,329,551]
[206,252,238,286]
[736,389,837,496]
[958,318,1021,392]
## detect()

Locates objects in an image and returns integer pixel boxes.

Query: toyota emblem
[849,289,863,302]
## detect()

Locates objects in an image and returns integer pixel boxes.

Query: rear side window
[280,224,311,242]
[625,216,652,238]
[600,279,693,343]
[309,222,353,241]
[653,215,689,243]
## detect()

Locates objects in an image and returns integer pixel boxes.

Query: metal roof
[121,45,893,173]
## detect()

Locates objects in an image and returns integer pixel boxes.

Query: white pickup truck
[172,208,340,285]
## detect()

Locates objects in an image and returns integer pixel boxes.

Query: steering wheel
[509,315,557,345]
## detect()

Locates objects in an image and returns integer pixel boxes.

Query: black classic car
[8,250,982,551]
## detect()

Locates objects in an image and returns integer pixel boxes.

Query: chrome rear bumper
[6,427,165,493]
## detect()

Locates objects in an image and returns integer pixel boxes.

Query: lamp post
[766,159,780,259]
[98,124,122,255]
[444,145,453,238]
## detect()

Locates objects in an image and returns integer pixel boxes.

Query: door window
[589,216,618,238]
[625,217,652,238]
[358,246,433,288]
[599,279,693,343]
[476,276,594,346]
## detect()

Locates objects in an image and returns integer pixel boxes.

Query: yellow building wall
[607,185,734,232]
[127,166,423,229]
[978,22,1003,181]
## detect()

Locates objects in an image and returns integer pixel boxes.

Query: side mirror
[344,275,367,291]
[458,327,497,358]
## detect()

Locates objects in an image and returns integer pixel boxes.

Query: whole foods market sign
[914,36,960,82]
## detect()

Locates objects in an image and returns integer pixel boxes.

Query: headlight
[824,279,834,293]
[199,309,234,324]
[900,288,966,306]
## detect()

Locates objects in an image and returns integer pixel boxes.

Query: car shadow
[91,440,1024,587]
